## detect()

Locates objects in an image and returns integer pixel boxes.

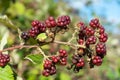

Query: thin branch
[1,45,37,52]
[54,40,86,49]
[0,44,48,58]
[68,30,78,43]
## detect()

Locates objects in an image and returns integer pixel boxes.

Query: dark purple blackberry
[0,52,10,67]
[57,15,71,27]
[21,32,30,40]
[71,54,85,72]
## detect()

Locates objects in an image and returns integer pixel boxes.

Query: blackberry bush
[0,16,108,77]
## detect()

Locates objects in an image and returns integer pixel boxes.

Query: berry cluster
[71,18,108,71]
[91,56,102,66]
[21,15,71,41]
[20,17,108,76]
[0,52,10,67]
[42,49,68,77]
[57,15,71,27]
[69,54,85,72]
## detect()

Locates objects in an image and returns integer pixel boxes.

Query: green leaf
[37,33,47,42]
[0,65,15,80]
[0,32,9,50]
[25,54,44,64]
[60,72,71,80]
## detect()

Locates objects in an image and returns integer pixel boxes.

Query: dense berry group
[71,54,85,72]
[0,52,10,67]
[57,15,71,27]
[21,15,71,41]
[42,49,68,77]
[20,17,108,76]
[75,18,108,70]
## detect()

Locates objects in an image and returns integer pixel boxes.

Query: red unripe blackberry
[21,32,30,40]
[31,20,39,27]
[85,27,95,36]
[43,60,52,69]
[57,15,71,27]
[99,33,108,43]
[29,27,39,37]
[50,66,56,75]
[89,18,100,28]
[77,22,87,30]
[98,25,105,34]
[45,16,57,28]
[42,59,57,76]
[59,49,67,57]
[78,31,86,39]
[78,39,84,45]
[42,70,50,77]
[96,43,106,56]
[51,56,59,63]
[0,53,10,67]
[37,22,46,32]
[86,36,97,45]
[76,58,85,67]
[92,56,102,66]
[60,57,67,65]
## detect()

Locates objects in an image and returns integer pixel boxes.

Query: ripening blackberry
[31,20,40,27]
[42,59,56,77]
[85,27,95,36]
[86,36,97,45]
[96,43,106,56]
[29,27,40,37]
[45,16,57,28]
[99,33,108,43]
[98,25,105,34]
[57,15,71,27]
[0,52,10,67]
[92,56,102,66]
[89,18,100,29]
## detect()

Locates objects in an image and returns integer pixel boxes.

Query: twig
[54,40,86,49]
[0,44,48,58]
[68,30,77,43]
[1,45,37,52]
